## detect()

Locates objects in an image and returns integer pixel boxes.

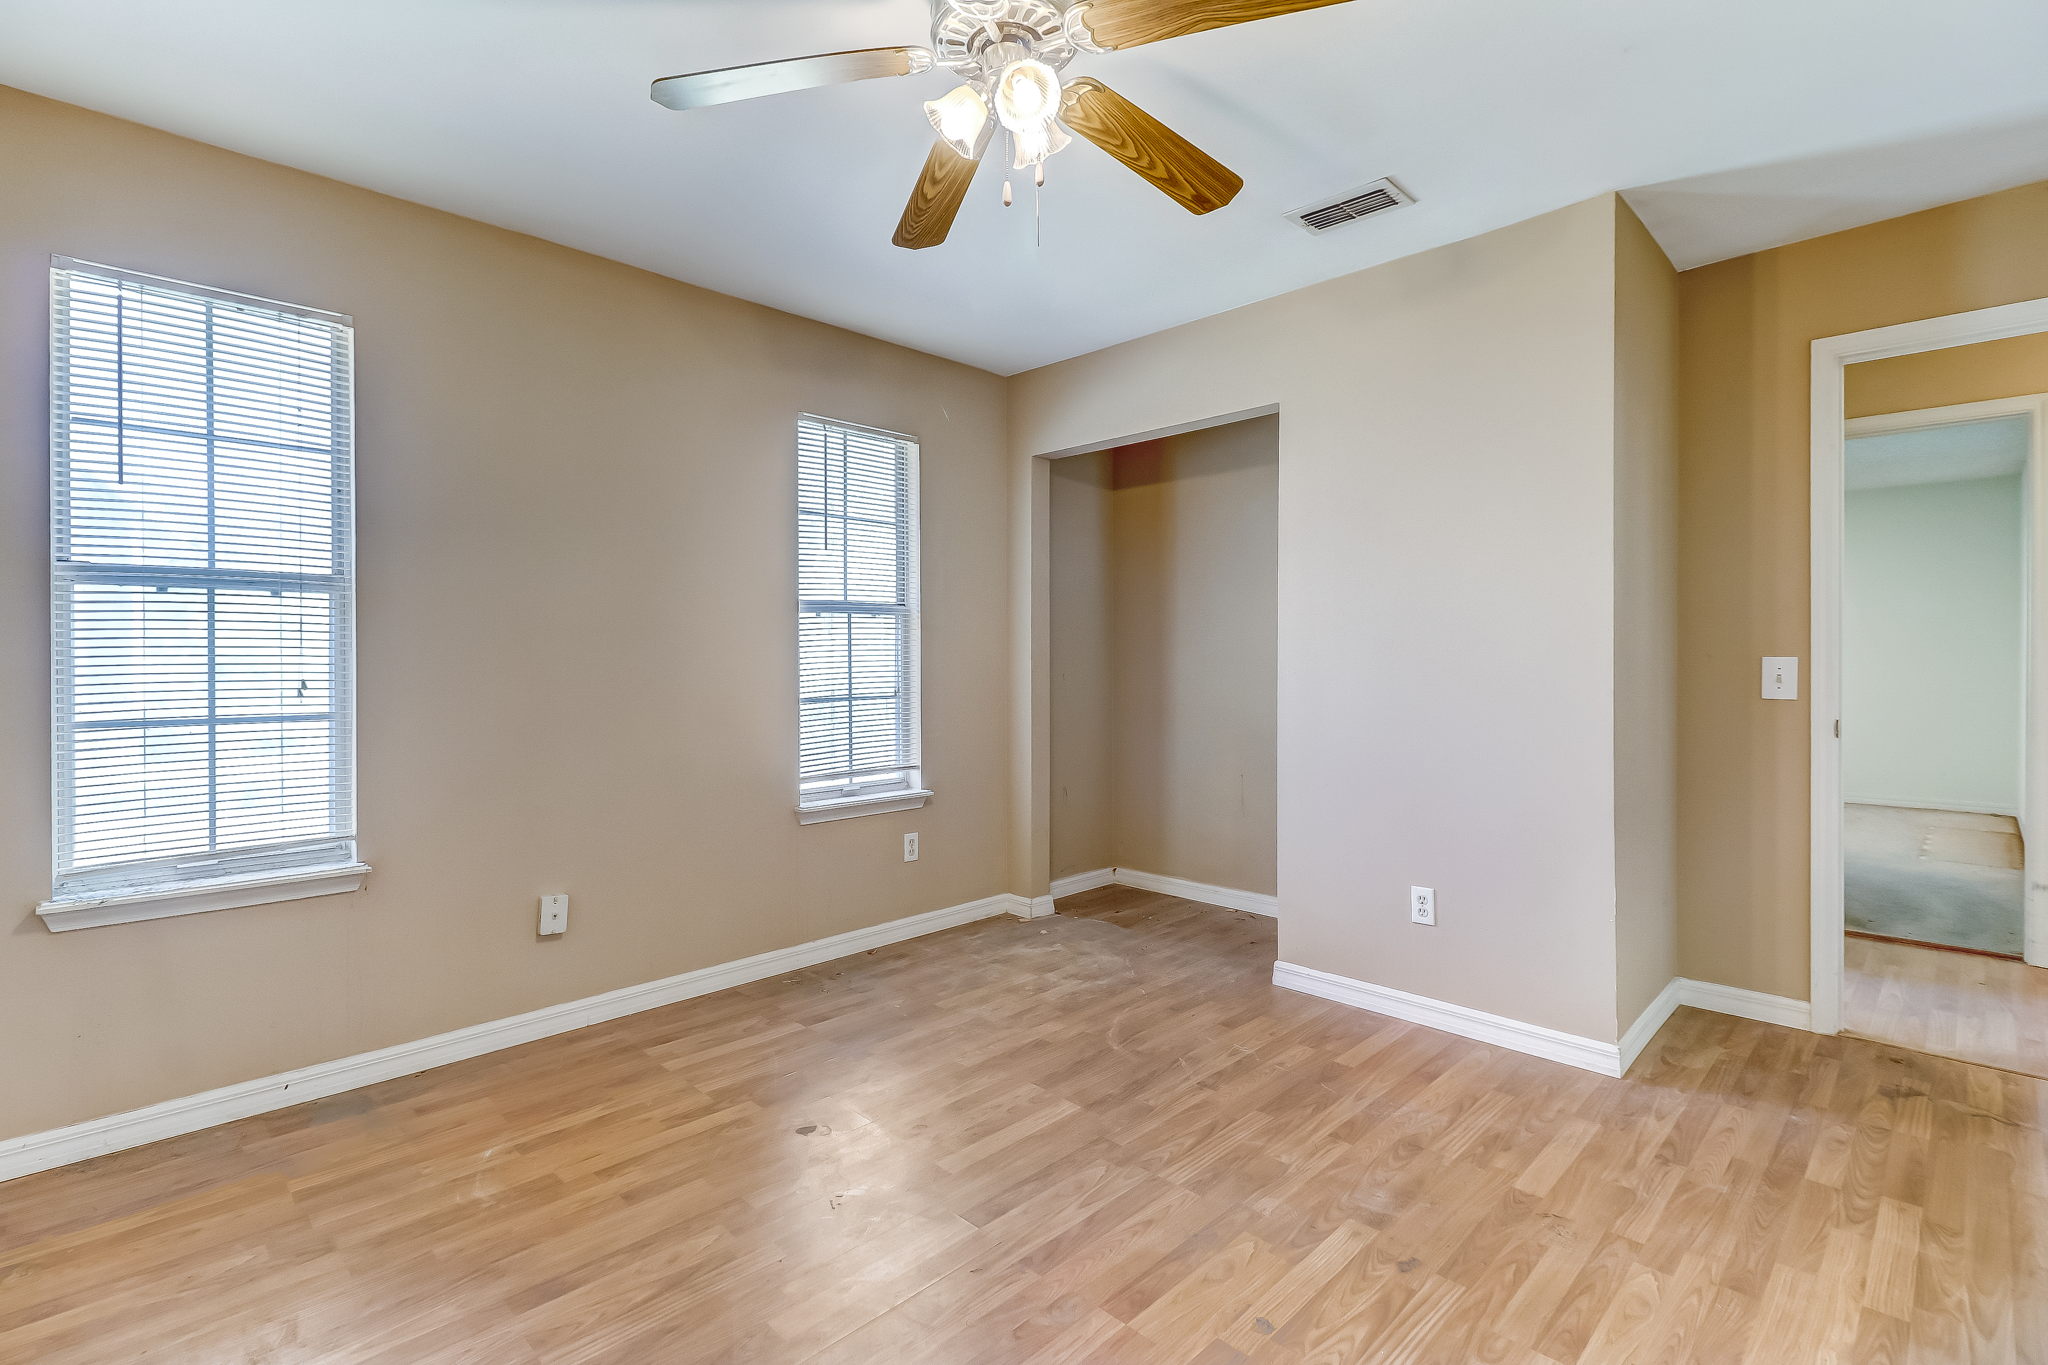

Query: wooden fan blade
[1071,0,1352,50]
[651,47,933,111]
[893,141,984,250]
[1058,78,1243,215]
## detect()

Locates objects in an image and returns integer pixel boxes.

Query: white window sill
[795,790,932,825]
[37,863,371,933]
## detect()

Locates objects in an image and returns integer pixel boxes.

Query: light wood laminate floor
[2,886,2045,1363]
[1845,932,2048,1081]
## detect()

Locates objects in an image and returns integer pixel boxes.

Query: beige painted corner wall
[1111,421,1280,894]
[1015,196,1630,1042]
[1846,332,2048,418]
[1676,179,2048,1001]
[1612,201,1681,1027]
[1048,419,1279,894]
[0,87,1012,1142]
[1049,452,1117,879]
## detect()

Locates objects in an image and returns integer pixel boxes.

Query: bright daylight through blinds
[49,260,357,903]
[797,416,921,806]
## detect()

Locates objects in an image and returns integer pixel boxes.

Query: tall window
[796,415,924,818]
[47,260,358,912]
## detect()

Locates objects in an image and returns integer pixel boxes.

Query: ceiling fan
[651,0,1355,249]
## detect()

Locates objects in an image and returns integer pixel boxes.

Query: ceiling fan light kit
[650,0,1354,249]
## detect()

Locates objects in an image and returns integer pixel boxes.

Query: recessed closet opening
[1046,413,1278,916]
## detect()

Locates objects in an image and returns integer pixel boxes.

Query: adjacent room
[1834,337,2048,1080]
[3,1,2048,1360]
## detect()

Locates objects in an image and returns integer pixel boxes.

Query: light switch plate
[1762,656,1799,700]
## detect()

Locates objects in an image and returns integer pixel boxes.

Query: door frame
[1811,297,2048,1034]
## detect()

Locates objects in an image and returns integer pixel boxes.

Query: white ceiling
[3,0,2047,374]
[1848,417,2030,491]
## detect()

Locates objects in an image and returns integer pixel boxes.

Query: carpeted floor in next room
[1844,802,2024,956]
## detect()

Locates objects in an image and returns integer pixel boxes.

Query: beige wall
[1612,203,1681,1026]
[0,87,1011,1141]
[1847,332,2048,418]
[1048,418,1279,893]
[1676,179,2048,1000]
[1049,451,1116,879]
[1015,196,1636,1041]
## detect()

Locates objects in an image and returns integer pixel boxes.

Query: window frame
[37,258,367,932]
[794,414,929,824]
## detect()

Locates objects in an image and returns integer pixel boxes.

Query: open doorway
[1045,414,1278,917]
[1842,408,2027,959]
[1818,325,2048,1076]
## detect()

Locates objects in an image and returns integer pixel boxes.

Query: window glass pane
[69,726,212,867]
[62,423,211,566]
[215,440,337,572]
[215,720,337,849]
[68,583,210,724]
[215,589,336,717]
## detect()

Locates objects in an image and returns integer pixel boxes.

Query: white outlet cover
[539,894,568,935]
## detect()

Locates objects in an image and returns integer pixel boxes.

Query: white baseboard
[1012,894,1057,919]
[1058,867,1277,918]
[1049,868,1117,899]
[1619,978,1684,1074]
[1275,966,1818,1080]
[1672,977,1813,1031]
[1273,961,1626,1076]
[0,892,1018,1185]
[1845,797,2020,818]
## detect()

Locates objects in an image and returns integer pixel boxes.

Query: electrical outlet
[539,894,568,936]
[1410,886,1436,926]
[903,832,920,862]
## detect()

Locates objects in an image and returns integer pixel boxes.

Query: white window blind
[48,259,358,905]
[797,415,922,808]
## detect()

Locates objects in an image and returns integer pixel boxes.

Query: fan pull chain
[1002,129,1014,208]
[1034,162,1043,248]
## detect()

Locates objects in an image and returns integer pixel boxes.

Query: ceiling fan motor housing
[931,0,1081,86]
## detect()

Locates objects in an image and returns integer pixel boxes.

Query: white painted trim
[1813,333,1847,1036]
[1276,967,1816,1081]
[1106,868,1279,918]
[1273,961,1625,1076]
[0,891,1016,1185]
[36,863,370,932]
[1031,404,1282,462]
[1818,320,2048,1021]
[1618,978,1684,1074]
[795,790,932,824]
[1673,977,1813,1031]
[1049,867,1116,899]
[1843,796,2021,818]
[1845,394,2048,439]
[1013,894,1057,919]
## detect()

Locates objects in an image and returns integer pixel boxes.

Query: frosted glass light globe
[924,85,991,159]
[994,59,1061,130]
